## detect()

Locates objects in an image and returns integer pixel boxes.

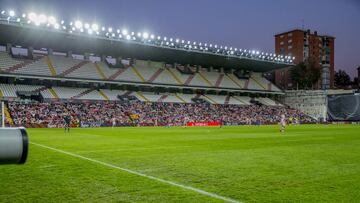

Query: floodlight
[166,42,169,45]
[119,34,122,38]
[122,29,128,35]
[126,35,131,40]
[164,37,167,41]
[9,10,15,17]
[157,36,161,40]
[1,10,5,15]
[22,13,26,18]
[193,42,196,45]
[91,24,98,31]
[204,43,207,47]
[16,18,20,22]
[28,12,37,22]
[150,34,155,39]
[181,40,185,43]
[175,39,179,43]
[214,45,218,48]
[256,51,260,55]
[142,32,149,39]
[80,28,84,32]
[38,14,47,24]
[187,41,190,44]
[108,27,113,32]
[101,26,105,31]
[96,31,99,35]
[75,20,83,29]
[225,46,228,50]
[209,44,212,47]
[137,32,141,37]
[170,38,173,42]
[230,51,234,54]
[62,25,66,30]
[234,48,237,51]
[111,33,115,37]
[131,32,135,36]
[48,16,56,24]
[84,23,90,29]
[61,20,64,25]
[72,27,76,31]
[88,29,93,34]
[117,29,120,33]
[54,24,59,29]
[293,57,295,60]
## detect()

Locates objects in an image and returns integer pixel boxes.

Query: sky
[1,0,359,78]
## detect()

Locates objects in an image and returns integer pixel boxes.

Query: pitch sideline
[30,142,241,203]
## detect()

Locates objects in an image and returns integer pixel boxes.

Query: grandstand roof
[0,22,292,72]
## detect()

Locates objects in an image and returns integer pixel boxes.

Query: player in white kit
[280,114,286,133]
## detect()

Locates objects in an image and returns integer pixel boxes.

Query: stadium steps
[232,96,248,105]
[58,61,89,77]
[224,95,230,104]
[267,83,272,91]
[94,63,107,80]
[45,56,57,76]
[98,89,109,100]
[70,88,95,100]
[4,104,14,126]
[130,66,146,82]
[165,68,183,84]
[122,91,132,97]
[214,74,224,87]
[136,92,150,102]
[148,69,164,83]
[157,95,168,102]
[108,67,128,80]
[226,74,243,88]
[184,74,195,85]
[202,95,217,104]
[244,79,250,89]
[34,86,48,92]
[3,56,43,73]
[250,77,267,90]
[198,72,214,86]
[175,94,187,103]
[49,88,59,99]
[0,89,3,97]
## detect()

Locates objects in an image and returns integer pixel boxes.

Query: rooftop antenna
[301,19,305,30]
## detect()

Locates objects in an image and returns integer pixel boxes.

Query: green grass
[1,125,360,202]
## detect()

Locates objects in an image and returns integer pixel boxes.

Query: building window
[288,33,293,37]
[280,41,284,45]
[288,45,293,49]
[288,39,292,43]
[280,35,284,38]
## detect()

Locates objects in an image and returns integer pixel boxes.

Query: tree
[334,69,351,88]
[290,61,321,89]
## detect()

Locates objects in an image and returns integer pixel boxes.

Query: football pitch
[1,125,360,202]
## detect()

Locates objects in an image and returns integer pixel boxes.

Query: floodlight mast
[0,8,295,65]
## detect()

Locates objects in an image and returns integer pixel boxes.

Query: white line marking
[74,146,193,153]
[30,142,241,203]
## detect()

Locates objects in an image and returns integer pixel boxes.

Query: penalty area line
[30,142,241,203]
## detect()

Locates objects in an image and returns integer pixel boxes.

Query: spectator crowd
[7,100,315,127]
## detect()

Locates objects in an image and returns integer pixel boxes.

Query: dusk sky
[1,0,359,77]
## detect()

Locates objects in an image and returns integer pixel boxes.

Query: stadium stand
[6,100,315,128]
[0,49,281,93]
[284,90,327,120]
